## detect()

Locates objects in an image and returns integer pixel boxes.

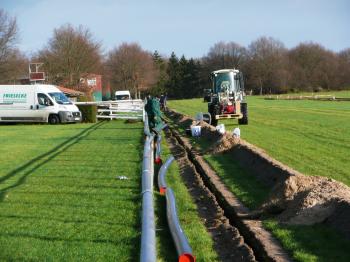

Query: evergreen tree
[151,50,167,95]
[165,52,180,98]
[187,58,202,98]
[178,55,189,98]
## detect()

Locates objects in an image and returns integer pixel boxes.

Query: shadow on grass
[204,153,270,210]
[0,214,138,227]
[264,220,350,262]
[0,231,135,246]
[0,121,106,202]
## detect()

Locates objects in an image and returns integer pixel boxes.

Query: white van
[115,90,131,100]
[0,85,81,124]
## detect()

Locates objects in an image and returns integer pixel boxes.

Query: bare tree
[36,24,102,87]
[288,43,338,91]
[338,48,350,89]
[247,36,289,94]
[105,43,158,98]
[204,41,247,69]
[0,9,27,83]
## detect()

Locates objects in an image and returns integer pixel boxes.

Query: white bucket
[233,127,241,138]
[191,125,201,137]
[216,124,225,134]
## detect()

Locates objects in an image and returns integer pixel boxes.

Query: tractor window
[214,72,234,93]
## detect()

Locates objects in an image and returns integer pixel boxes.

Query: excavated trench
[164,129,256,262]
[164,126,290,262]
[163,109,350,261]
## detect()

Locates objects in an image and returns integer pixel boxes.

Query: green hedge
[77,96,97,123]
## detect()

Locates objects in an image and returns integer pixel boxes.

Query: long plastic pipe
[155,134,162,164]
[166,188,196,262]
[140,134,156,262]
[158,156,175,195]
[144,113,151,137]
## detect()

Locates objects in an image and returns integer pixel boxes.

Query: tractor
[208,69,248,126]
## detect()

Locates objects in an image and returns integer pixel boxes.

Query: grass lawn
[0,121,144,261]
[167,93,350,261]
[0,120,219,261]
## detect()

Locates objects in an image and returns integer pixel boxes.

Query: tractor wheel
[208,103,218,126]
[238,103,248,125]
[48,114,60,125]
[211,117,218,127]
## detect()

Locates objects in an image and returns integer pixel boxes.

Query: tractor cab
[208,69,248,126]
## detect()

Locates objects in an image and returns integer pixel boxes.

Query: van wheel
[49,114,60,125]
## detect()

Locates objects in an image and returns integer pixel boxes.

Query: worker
[160,93,167,111]
[145,95,163,133]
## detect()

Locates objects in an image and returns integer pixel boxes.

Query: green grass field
[167,93,350,261]
[274,90,350,98]
[0,121,144,261]
[168,91,350,187]
[0,120,217,261]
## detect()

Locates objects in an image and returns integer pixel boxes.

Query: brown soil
[166,109,350,239]
[164,128,256,262]
[263,175,350,238]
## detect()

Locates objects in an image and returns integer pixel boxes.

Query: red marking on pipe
[160,187,166,195]
[179,253,195,262]
[155,157,162,165]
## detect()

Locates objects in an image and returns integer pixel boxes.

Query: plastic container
[216,124,225,134]
[191,125,201,137]
[233,127,241,138]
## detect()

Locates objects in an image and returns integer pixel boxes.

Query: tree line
[1,9,349,98]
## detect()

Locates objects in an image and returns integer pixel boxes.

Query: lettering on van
[3,93,27,103]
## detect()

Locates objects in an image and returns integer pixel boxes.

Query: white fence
[74,100,145,121]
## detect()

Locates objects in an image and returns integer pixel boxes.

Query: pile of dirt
[208,132,240,154]
[263,174,350,238]
[195,120,240,154]
[167,110,240,153]
[166,110,193,128]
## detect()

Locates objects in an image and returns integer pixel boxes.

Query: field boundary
[265,95,350,101]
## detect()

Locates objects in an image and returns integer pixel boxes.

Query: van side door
[35,93,54,122]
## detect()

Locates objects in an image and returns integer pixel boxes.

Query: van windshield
[48,92,72,105]
[116,95,130,100]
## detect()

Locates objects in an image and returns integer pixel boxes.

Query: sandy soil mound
[194,121,240,154]
[263,174,350,238]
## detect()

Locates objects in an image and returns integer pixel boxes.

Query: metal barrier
[75,100,144,120]
[158,156,175,195]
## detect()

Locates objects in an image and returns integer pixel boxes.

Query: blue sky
[2,0,350,58]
